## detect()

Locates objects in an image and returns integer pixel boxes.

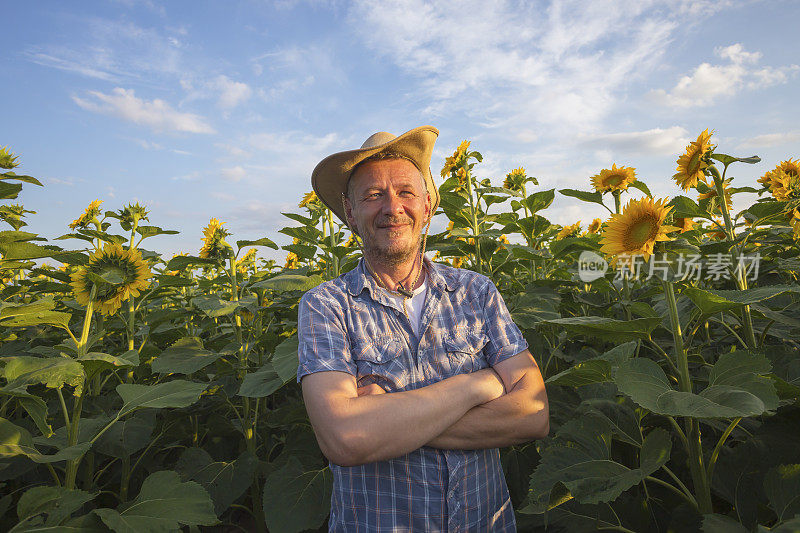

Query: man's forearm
[331,371,498,466]
[425,373,549,449]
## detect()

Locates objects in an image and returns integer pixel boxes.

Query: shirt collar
[344,255,455,297]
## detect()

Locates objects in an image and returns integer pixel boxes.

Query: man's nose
[381,193,404,215]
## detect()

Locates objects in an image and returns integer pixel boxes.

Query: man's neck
[365,252,425,293]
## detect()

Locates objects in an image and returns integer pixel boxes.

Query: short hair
[345,151,427,201]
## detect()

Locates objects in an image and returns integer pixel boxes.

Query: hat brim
[311,126,440,226]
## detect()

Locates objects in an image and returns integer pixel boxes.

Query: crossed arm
[301,349,549,467]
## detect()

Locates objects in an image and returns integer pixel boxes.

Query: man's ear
[342,193,359,234]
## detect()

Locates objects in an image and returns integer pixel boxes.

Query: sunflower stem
[613,191,621,214]
[663,279,713,513]
[327,208,340,279]
[464,163,482,274]
[713,170,757,349]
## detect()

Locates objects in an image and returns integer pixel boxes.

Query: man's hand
[356,383,387,396]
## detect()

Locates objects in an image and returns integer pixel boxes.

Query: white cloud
[347,0,723,135]
[209,75,252,109]
[73,88,215,134]
[737,131,800,149]
[649,43,799,107]
[579,126,689,156]
[221,166,247,182]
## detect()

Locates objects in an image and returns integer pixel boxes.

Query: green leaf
[546,359,612,387]
[155,274,195,287]
[668,196,709,218]
[524,189,555,214]
[628,180,652,198]
[613,352,778,418]
[0,299,72,329]
[135,225,179,239]
[94,411,154,459]
[238,364,283,398]
[0,181,23,199]
[558,189,606,207]
[176,448,257,516]
[151,338,222,375]
[763,464,800,521]
[702,514,749,533]
[1,356,85,395]
[743,200,788,221]
[116,381,207,417]
[578,399,642,447]
[542,316,662,342]
[16,486,96,527]
[262,457,332,533]
[164,255,218,271]
[191,296,238,318]
[78,350,139,372]
[684,285,800,315]
[0,417,91,463]
[236,237,278,250]
[250,273,325,292]
[709,153,761,166]
[526,415,670,512]
[94,470,217,532]
[1,171,43,186]
[272,336,300,383]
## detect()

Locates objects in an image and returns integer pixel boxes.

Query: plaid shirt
[297,256,528,532]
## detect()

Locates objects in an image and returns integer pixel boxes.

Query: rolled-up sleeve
[296,288,357,383]
[482,279,529,367]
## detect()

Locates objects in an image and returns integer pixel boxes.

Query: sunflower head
[199,218,233,259]
[0,146,20,169]
[119,202,149,229]
[236,248,257,274]
[441,140,472,178]
[600,197,679,263]
[504,167,534,193]
[674,129,714,191]
[69,199,104,230]
[557,221,582,240]
[766,169,800,201]
[498,234,510,245]
[70,243,152,316]
[299,191,321,209]
[587,218,602,234]
[697,179,733,214]
[451,256,464,269]
[673,217,695,233]
[344,234,359,247]
[590,164,637,193]
[778,158,800,179]
[284,251,299,269]
[791,208,800,240]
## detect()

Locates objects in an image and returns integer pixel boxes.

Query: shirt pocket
[353,336,409,392]
[443,329,489,375]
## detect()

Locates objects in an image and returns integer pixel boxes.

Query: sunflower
[600,197,679,263]
[455,167,468,191]
[0,146,20,169]
[451,256,464,269]
[673,217,695,233]
[590,164,636,193]
[441,140,471,178]
[791,209,800,240]
[299,191,321,209]
[674,129,713,191]
[556,221,582,240]
[119,202,149,228]
[779,158,800,178]
[498,234,510,245]
[697,179,733,213]
[284,251,299,269]
[344,234,359,247]
[236,248,257,274]
[69,199,103,230]
[199,218,232,259]
[503,167,527,193]
[587,218,602,234]
[767,169,800,201]
[70,243,152,315]
[708,219,727,240]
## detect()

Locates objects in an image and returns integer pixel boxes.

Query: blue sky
[4,0,799,261]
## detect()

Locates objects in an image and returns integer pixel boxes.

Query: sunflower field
[0,132,799,532]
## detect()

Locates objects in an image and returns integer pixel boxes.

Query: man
[297,125,549,532]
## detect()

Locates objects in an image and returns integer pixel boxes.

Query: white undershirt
[386,276,428,335]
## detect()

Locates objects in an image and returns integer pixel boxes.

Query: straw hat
[311,126,440,225]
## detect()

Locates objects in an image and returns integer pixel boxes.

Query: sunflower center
[687,151,702,174]
[605,174,623,187]
[626,216,658,248]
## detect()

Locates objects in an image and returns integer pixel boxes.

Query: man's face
[345,158,431,266]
